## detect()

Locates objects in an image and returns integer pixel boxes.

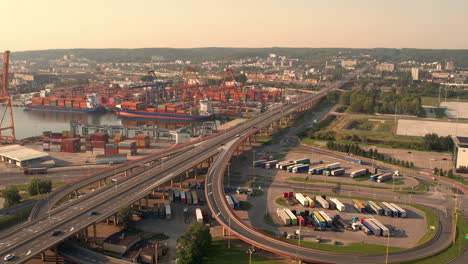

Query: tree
[118,206,134,230]
[2,186,21,207]
[28,178,52,196]
[141,74,156,82]
[177,223,212,264]
[235,74,248,84]
[447,169,454,178]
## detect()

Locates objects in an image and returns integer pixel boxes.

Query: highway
[0,78,336,263]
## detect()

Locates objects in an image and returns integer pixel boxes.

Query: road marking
[208,192,213,195]
[26,250,31,256]
[216,212,221,217]
[207,183,212,186]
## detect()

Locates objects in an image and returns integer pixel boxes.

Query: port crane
[0,50,15,143]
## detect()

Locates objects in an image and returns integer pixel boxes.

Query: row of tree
[433,168,454,178]
[326,142,415,168]
[423,133,453,152]
[1,178,52,208]
[177,223,212,264]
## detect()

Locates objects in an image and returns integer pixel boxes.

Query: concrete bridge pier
[93,223,97,245]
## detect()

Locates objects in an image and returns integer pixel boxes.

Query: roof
[0,145,49,162]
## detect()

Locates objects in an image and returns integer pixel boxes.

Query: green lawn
[260,229,277,237]
[0,206,33,231]
[203,238,283,264]
[402,212,467,264]
[275,197,289,207]
[287,239,405,254]
[384,179,405,185]
[263,213,275,225]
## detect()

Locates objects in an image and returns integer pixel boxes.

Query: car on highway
[52,230,61,236]
[4,254,15,261]
[90,211,98,215]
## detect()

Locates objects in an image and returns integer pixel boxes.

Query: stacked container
[114,134,126,144]
[133,135,150,149]
[92,141,105,155]
[90,133,109,143]
[62,131,75,138]
[49,133,63,152]
[118,140,137,155]
[105,144,119,155]
[61,138,81,153]
[42,138,50,151]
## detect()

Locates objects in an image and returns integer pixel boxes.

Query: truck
[305,196,315,207]
[174,190,180,201]
[226,195,234,209]
[350,168,368,178]
[297,215,305,226]
[369,174,381,181]
[382,202,398,217]
[325,162,340,170]
[230,195,240,210]
[191,191,199,205]
[377,173,393,183]
[389,203,407,218]
[180,190,186,204]
[367,201,383,215]
[319,211,332,226]
[377,202,392,216]
[264,160,278,169]
[330,198,346,212]
[294,158,310,165]
[309,166,326,175]
[253,159,267,167]
[292,164,310,173]
[195,208,203,223]
[327,198,336,210]
[186,190,192,205]
[276,161,293,169]
[312,212,327,229]
[352,199,366,213]
[277,209,291,225]
[315,196,329,209]
[287,164,301,172]
[333,215,347,229]
[168,190,174,202]
[24,168,47,175]
[330,168,345,176]
[370,218,390,237]
[295,193,309,207]
[362,218,381,236]
[279,162,295,170]
[165,204,172,219]
[284,208,298,225]
[345,157,362,165]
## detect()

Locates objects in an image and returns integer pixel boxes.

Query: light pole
[227,163,231,190]
[246,247,254,264]
[111,178,117,192]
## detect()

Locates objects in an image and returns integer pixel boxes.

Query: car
[4,254,15,261]
[52,230,61,236]
[442,158,447,160]
[90,211,98,215]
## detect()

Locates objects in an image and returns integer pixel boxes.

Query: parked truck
[315,196,329,209]
[367,201,383,215]
[309,166,326,175]
[330,198,346,212]
[333,215,346,229]
[369,173,382,181]
[180,190,186,204]
[295,193,309,207]
[174,190,180,201]
[377,173,393,183]
[330,168,345,176]
[264,160,278,169]
[276,161,293,169]
[382,202,398,217]
[253,159,267,167]
[186,190,192,205]
[312,212,327,229]
[165,204,172,219]
[352,199,366,213]
[305,196,315,207]
[325,162,341,170]
[191,191,199,205]
[277,209,291,225]
[345,157,362,165]
[350,168,368,178]
[287,164,301,172]
[284,208,298,225]
[319,211,332,226]
[294,158,310,164]
[279,162,295,170]
[226,195,234,209]
[292,164,310,173]
[168,190,174,202]
[370,218,390,237]
[195,208,203,223]
[389,203,407,218]
[362,218,381,236]
[230,195,240,210]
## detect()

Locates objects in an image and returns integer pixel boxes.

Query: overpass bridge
[5,74,454,264]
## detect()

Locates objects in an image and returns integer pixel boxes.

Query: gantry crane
[0,50,15,143]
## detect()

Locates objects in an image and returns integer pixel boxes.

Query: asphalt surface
[0,78,334,264]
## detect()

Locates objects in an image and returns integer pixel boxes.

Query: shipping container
[230,195,240,210]
[305,196,315,208]
[186,190,192,205]
[325,162,340,170]
[294,158,310,164]
[277,209,291,225]
[369,219,389,237]
[287,164,301,172]
[195,208,203,223]
[292,164,310,173]
[319,211,333,226]
[350,169,368,178]
[309,166,326,175]
[330,168,345,176]
[169,190,174,202]
[362,218,381,236]
[312,212,327,229]
[376,202,392,216]
[330,198,346,212]
[345,157,362,165]
[315,196,329,209]
[295,193,308,207]
[276,161,293,169]
[284,208,298,225]
[389,203,407,218]
[377,173,393,183]
[180,190,186,203]
[367,201,383,215]
[279,162,295,170]
[382,202,398,217]
[353,199,366,213]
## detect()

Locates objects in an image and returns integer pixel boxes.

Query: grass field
[290,177,391,190]
[275,197,289,207]
[286,239,405,254]
[203,238,283,264]
[402,212,467,264]
[263,213,275,225]
[240,201,253,210]
[0,182,66,201]
[384,179,405,185]
[0,206,33,231]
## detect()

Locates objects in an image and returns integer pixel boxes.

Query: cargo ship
[25,93,105,113]
[116,100,213,121]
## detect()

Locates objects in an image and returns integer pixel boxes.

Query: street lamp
[111,178,118,192]
[246,247,254,264]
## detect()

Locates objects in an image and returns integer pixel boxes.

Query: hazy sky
[2,0,467,51]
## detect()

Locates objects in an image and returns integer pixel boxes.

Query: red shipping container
[91,141,106,148]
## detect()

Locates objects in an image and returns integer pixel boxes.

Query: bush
[1,186,21,207]
[28,178,52,196]
[177,223,212,264]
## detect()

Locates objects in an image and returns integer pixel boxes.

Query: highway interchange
[0,74,465,263]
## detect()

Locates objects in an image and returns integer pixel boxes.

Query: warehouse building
[452,136,468,170]
[0,145,51,168]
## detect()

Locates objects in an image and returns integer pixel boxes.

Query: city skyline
[2,0,468,52]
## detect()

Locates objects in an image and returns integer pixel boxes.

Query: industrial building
[452,136,468,170]
[0,145,52,168]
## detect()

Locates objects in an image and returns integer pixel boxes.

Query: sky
[1,0,467,51]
